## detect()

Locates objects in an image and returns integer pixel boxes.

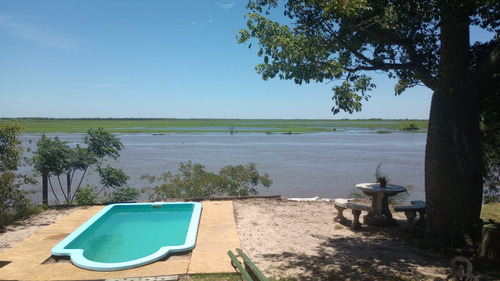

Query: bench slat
[334,198,372,211]
[228,250,253,281]
[236,248,269,281]
[394,205,425,211]
[411,200,426,206]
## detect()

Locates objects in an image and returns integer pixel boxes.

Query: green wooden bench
[227,248,269,281]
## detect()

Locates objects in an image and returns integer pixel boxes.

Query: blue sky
[0,1,492,119]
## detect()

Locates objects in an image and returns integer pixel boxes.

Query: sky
[0,1,494,119]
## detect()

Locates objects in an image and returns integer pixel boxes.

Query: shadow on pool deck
[0,201,239,280]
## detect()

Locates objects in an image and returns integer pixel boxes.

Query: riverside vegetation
[0,120,274,222]
[3,118,429,134]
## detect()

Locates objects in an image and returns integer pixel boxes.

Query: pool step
[106,275,178,281]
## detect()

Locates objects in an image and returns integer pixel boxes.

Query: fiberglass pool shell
[51,202,202,271]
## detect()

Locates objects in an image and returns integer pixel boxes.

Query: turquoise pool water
[51,202,202,271]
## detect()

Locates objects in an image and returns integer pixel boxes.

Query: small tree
[33,128,126,204]
[0,121,37,228]
[32,135,73,203]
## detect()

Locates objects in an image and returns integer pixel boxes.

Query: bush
[0,121,38,229]
[399,122,420,131]
[142,161,272,200]
[75,185,98,205]
[106,187,140,203]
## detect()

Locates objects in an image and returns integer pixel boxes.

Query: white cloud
[219,2,236,9]
[0,14,79,49]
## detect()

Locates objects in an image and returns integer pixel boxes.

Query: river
[19,131,426,204]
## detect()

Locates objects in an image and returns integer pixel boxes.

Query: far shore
[1,118,429,134]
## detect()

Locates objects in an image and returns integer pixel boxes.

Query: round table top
[355,182,407,193]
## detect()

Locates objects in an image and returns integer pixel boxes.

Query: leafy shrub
[75,185,98,205]
[399,122,420,131]
[0,121,38,229]
[107,187,140,203]
[482,121,500,203]
[142,161,272,200]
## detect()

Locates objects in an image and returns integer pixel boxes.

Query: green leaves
[98,165,129,189]
[237,0,449,114]
[239,12,344,86]
[33,135,72,176]
[142,161,272,200]
[84,128,123,160]
[32,128,126,204]
[1,121,38,228]
[331,75,375,114]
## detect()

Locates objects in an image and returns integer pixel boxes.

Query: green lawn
[1,118,429,134]
[481,202,500,223]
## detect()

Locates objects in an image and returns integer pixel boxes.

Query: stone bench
[334,198,373,230]
[394,200,426,230]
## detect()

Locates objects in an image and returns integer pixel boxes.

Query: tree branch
[321,16,437,91]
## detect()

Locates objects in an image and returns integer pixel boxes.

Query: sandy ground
[0,200,496,280]
[0,207,80,253]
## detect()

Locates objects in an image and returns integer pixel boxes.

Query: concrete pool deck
[0,201,240,280]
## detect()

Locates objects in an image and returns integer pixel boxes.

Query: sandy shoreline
[0,199,495,280]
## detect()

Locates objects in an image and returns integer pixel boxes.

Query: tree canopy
[238,0,499,249]
[238,0,499,114]
[32,128,126,204]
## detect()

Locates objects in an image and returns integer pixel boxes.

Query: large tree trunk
[425,2,483,248]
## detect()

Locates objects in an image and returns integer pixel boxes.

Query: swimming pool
[51,202,202,271]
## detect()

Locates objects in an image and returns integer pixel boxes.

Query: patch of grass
[481,202,500,223]
[269,277,299,281]
[180,273,299,281]
[179,273,241,281]
[4,118,429,134]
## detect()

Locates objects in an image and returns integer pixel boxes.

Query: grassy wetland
[4,118,428,134]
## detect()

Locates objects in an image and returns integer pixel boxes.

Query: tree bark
[67,172,71,203]
[42,170,48,205]
[425,1,483,248]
